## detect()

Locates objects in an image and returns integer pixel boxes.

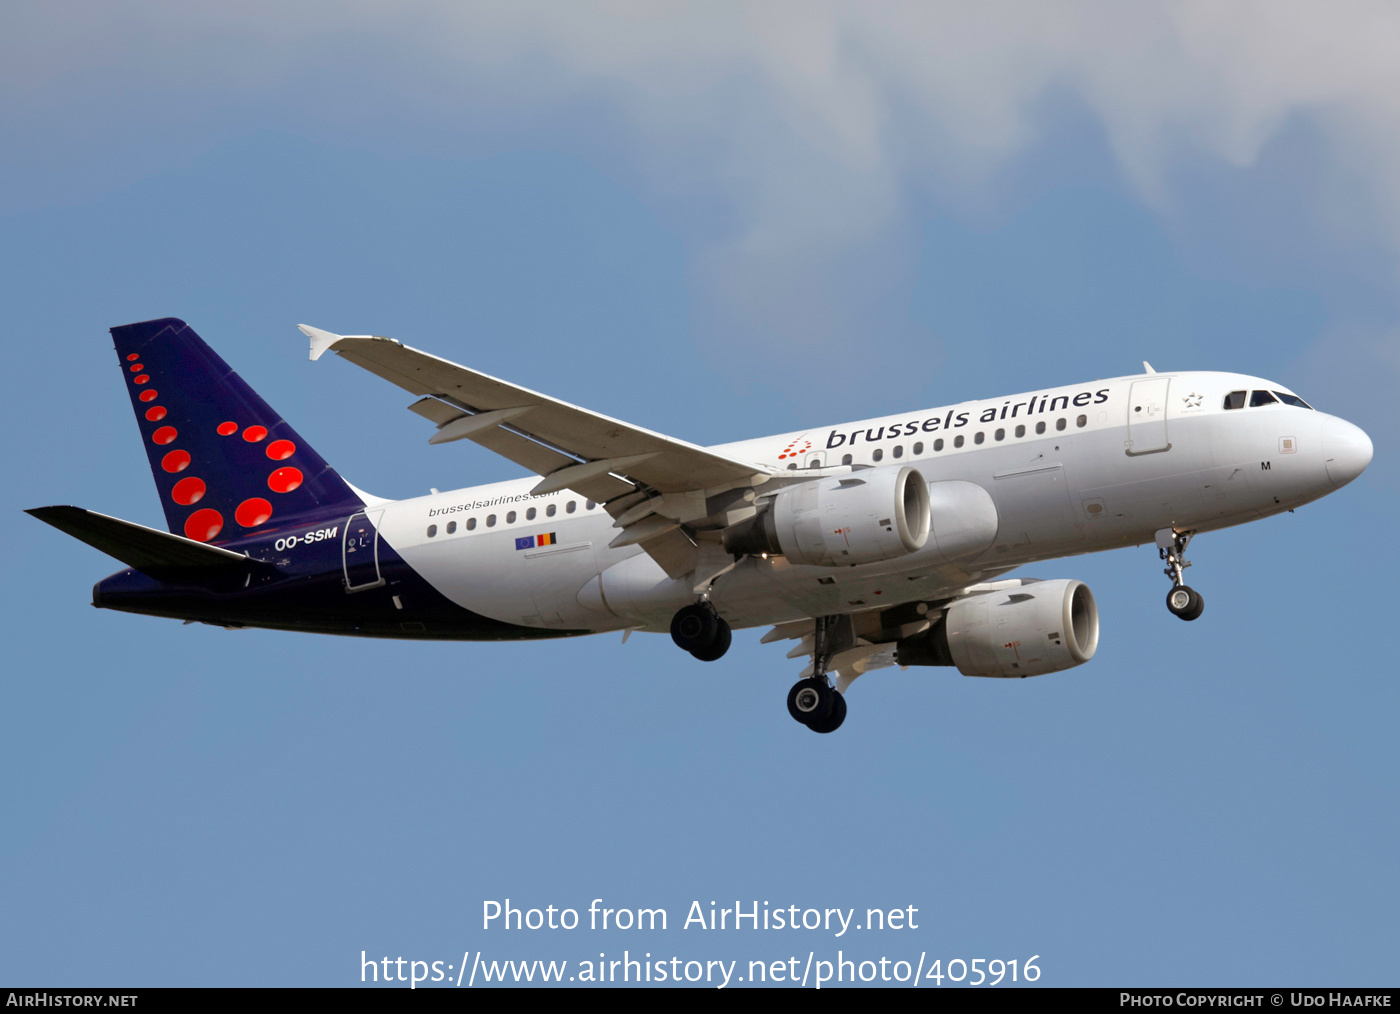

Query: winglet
[298,324,347,362]
[1143,361,1156,374]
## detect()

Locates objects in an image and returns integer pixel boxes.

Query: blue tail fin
[111,318,363,543]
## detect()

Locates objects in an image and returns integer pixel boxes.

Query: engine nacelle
[726,466,931,567]
[897,579,1099,678]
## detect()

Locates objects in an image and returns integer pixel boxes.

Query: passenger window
[1076,414,1087,428]
[506,510,516,524]
[994,428,1005,441]
[1056,418,1067,432]
[1035,421,1045,435]
[953,435,964,448]
[446,521,457,534]
[933,439,944,451]
[567,501,577,514]
[913,442,923,455]
[587,501,596,510]
[546,503,556,517]
[487,514,496,527]
[872,448,883,462]
[1014,425,1025,438]
[1250,390,1279,407]
[893,445,903,458]
[427,525,437,537]
[526,507,536,521]
[974,432,985,445]
[842,453,853,465]
[787,462,798,470]
[1223,390,1247,410]
[467,517,477,531]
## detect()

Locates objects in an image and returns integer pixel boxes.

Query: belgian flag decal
[515,532,558,551]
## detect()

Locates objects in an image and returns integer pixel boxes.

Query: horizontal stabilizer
[26,506,269,580]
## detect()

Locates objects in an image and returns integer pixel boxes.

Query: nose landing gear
[1157,528,1204,621]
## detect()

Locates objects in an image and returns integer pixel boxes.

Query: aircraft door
[343,510,385,592]
[1126,378,1171,455]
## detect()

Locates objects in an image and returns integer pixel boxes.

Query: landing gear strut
[1157,528,1204,621]
[670,601,732,661]
[785,615,847,733]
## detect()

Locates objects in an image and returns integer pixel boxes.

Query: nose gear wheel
[1157,528,1205,622]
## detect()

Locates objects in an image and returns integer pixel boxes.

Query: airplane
[28,318,1372,733]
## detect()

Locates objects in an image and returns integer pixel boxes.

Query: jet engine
[896,579,1099,678]
[724,465,931,567]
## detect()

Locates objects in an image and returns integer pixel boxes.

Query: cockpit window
[1223,391,1247,410]
[1273,391,1313,410]
[1249,390,1279,407]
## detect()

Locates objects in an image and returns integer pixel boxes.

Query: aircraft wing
[301,326,774,578]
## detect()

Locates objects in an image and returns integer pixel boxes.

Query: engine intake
[897,579,1099,678]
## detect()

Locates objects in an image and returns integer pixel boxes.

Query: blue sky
[3,3,1396,987]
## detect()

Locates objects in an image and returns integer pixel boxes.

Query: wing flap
[632,527,698,580]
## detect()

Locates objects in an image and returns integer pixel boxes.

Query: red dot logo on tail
[129,364,143,373]
[184,509,223,542]
[268,467,303,493]
[152,426,177,445]
[140,390,158,402]
[266,439,295,460]
[217,421,237,436]
[133,375,150,385]
[235,498,272,527]
[145,406,167,422]
[125,353,139,362]
[171,477,206,506]
[161,450,190,473]
[242,426,267,442]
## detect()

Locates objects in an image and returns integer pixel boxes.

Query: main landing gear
[670,601,732,661]
[785,615,847,734]
[787,677,847,734]
[1157,528,1205,622]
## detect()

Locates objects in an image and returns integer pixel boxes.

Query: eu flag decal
[515,536,535,550]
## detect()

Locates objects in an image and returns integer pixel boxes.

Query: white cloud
[7,2,1400,372]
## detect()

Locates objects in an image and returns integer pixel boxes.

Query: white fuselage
[371,370,1365,633]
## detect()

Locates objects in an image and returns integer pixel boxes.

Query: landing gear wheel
[786,677,834,725]
[689,618,732,661]
[671,603,719,653]
[1183,589,1204,621]
[805,691,847,734]
[1157,529,1205,622]
[1166,585,1204,621]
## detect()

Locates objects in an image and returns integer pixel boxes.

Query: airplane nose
[1321,415,1373,488]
